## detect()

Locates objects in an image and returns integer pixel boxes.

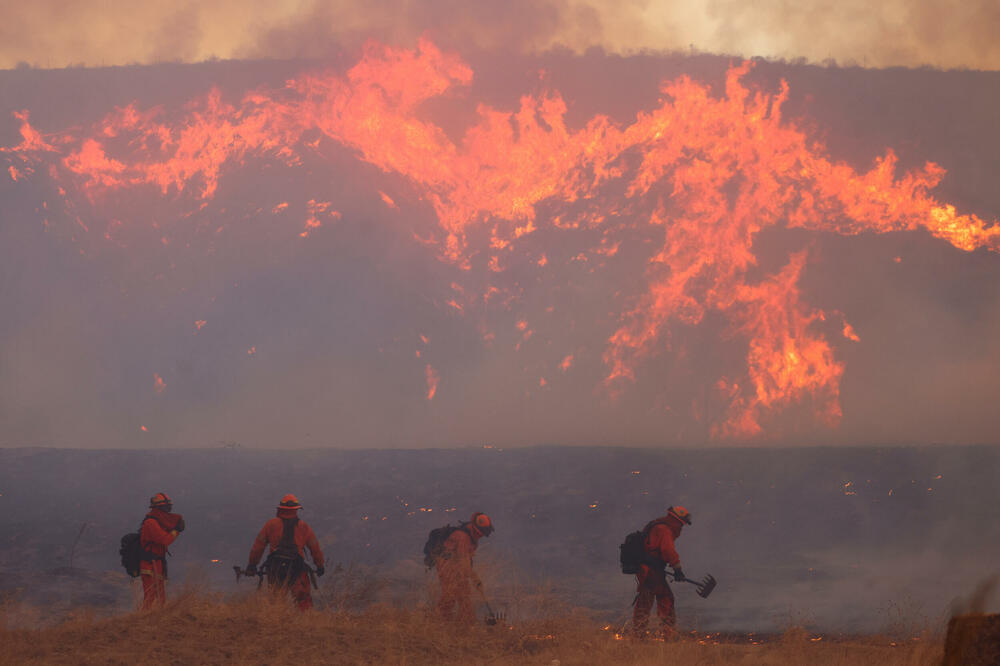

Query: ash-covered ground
[1,444,996,633]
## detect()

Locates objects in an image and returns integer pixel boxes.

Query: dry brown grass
[0,590,945,666]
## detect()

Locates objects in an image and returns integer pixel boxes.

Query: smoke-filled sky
[3,0,1000,71]
[2,32,1000,448]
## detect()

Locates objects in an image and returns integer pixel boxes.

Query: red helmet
[668,506,692,526]
[150,492,172,509]
[278,494,303,510]
[470,512,494,536]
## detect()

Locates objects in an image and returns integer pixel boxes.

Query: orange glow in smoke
[425,363,439,400]
[559,354,574,372]
[153,373,166,394]
[379,191,397,209]
[4,39,999,438]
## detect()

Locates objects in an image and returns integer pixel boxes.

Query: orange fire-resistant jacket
[248,509,325,569]
[438,526,481,580]
[140,509,182,559]
[644,515,683,569]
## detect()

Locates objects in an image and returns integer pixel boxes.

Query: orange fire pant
[140,559,167,610]
[270,572,313,610]
[633,569,676,633]
[437,570,474,623]
[290,572,313,610]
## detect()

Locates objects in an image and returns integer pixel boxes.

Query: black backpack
[119,518,152,578]
[119,531,143,578]
[263,517,305,587]
[619,520,666,574]
[423,523,463,568]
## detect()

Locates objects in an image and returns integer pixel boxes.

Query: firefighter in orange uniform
[139,492,184,610]
[437,512,493,622]
[633,505,692,637]
[245,494,325,610]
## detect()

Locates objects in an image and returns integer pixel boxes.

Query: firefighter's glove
[173,517,186,533]
[316,566,325,577]
[245,564,257,576]
[672,567,685,582]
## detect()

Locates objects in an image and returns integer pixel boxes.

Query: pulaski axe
[234,565,266,589]
[233,564,318,590]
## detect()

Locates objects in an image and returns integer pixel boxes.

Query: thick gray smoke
[2,52,999,448]
[3,1,1000,70]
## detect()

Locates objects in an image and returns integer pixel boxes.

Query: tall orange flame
[4,40,998,438]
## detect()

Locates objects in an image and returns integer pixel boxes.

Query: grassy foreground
[0,592,943,665]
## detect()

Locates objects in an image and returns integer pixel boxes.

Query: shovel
[668,571,717,598]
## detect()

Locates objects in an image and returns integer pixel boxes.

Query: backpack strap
[137,517,165,562]
[276,517,302,557]
[640,519,669,569]
[642,518,670,536]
